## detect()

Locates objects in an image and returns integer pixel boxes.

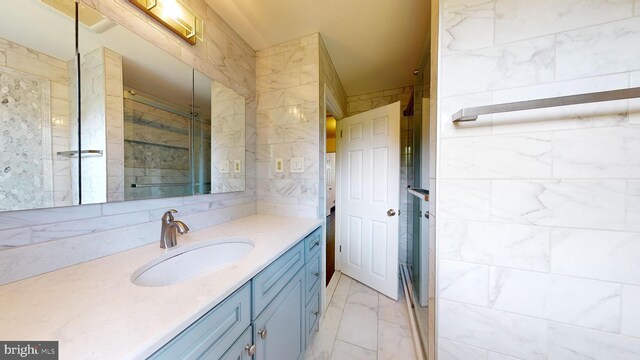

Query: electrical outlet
[275,158,284,173]
[290,157,304,173]
[234,160,242,173]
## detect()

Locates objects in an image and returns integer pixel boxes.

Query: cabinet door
[216,326,253,360]
[254,271,305,360]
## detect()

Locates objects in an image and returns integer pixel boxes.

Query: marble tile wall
[80,47,108,204]
[104,49,125,202]
[211,81,246,193]
[0,0,258,284]
[0,37,73,210]
[256,34,320,218]
[437,1,640,359]
[346,87,414,265]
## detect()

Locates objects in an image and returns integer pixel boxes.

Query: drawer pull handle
[313,272,320,277]
[313,311,319,316]
[258,328,268,339]
[245,344,256,356]
[310,241,320,250]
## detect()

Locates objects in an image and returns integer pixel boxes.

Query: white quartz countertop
[0,215,322,360]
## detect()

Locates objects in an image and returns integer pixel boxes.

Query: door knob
[245,344,256,356]
[387,209,396,217]
[258,328,268,339]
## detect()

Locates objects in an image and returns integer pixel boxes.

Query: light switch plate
[275,158,284,173]
[219,160,229,174]
[234,160,242,173]
[290,157,304,173]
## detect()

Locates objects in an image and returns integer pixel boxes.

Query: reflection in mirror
[194,71,246,194]
[0,0,78,212]
[78,7,193,203]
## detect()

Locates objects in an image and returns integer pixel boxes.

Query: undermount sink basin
[131,237,254,287]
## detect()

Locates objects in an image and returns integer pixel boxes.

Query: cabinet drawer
[216,326,253,360]
[305,287,321,348]
[304,228,322,260]
[148,284,251,360]
[252,241,305,318]
[305,251,321,304]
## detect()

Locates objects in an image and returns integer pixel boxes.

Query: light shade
[129,0,198,45]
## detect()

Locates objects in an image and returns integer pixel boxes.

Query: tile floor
[304,272,417,360]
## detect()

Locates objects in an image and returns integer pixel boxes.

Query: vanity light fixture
[128,0,198,45]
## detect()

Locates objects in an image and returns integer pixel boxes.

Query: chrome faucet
[160,209,189,249]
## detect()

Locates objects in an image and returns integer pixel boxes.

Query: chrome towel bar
[452,87,640,122]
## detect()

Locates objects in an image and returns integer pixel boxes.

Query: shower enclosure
[123,89,193,200]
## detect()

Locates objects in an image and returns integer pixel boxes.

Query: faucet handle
[162,209,178,221]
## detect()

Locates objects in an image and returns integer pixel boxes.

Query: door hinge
[340,130,343,138]
[339,245,342,252]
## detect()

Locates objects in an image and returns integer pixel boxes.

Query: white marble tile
[378,291,410,326]
[551,228,640,285]
[548,322,640,360]
[622,285,640,337]
[378,319,416,360]
[441,36,555,97]
[440,133,552,179]
[336,291,378,351]
[489,268,622,331]
[329,340,376,360]
[632,71,640,124]
[443,0,494,53]
[0,221,156,285]
[101,197,184,216]
[0,205,102,231]
[349,279,379,296]
[31,211,151,242]
[441,93,493,138]
[305,305,343,360]
[256,202,317,219]
[495,0,633,44]
[487,352,519,360]
[439,300,548,359]
[491,179,627,230]
[629,181,640,232]
[556,17,640,80]
[438,338,488,360]
[553,127,640,179]
[440,260,489,306]
[439,180,491,221]
[330,274,352,309]
[439,219,550,271]
[492,73,630,134]
[0,228,31,249]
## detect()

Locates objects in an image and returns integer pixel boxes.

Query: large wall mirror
[0,0,78,212]
[0,0,247,213]
[194,71,246,194]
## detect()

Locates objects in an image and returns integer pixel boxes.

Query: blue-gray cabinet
[254,271,305,360]
[148,226,322,360]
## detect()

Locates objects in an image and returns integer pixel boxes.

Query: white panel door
[337,102,400,300]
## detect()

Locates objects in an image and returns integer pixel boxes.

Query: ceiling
[205,0,430,96]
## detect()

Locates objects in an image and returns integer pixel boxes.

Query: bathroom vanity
[0,215,322,360]
[149,226,322,360]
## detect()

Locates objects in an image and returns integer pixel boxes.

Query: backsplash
[436,0,640,358]
[0,0,258,286]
